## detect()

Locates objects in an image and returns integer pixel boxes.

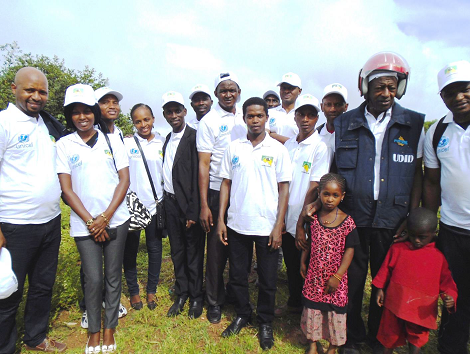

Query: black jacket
[163,126,200,222]
[40,110,68,141]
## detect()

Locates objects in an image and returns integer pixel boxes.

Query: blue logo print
[232,155,239,164]
[70,154,80,164]
[438,136,449,148]
[130,148,139,155]
[18,134,29,143]
[220,125,228,133]
[269,118,275,125]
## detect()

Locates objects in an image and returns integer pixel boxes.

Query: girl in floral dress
[300,173,359,354]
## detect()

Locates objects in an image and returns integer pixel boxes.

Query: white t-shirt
[186,115,200,130]
[163,125,186,194]
[56,130,130,237]
[0,104,61,224]
[218,134,292,236]
[124,133,164,215]
[196,103,244,191]
[424,112,470,230]
[284,133,332,235]
[267,106,298,139]
[318,124,335,152]
[364,106,424,200]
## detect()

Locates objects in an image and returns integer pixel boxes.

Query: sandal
[102,333,116,353]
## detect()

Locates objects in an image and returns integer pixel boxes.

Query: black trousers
[346,227,395,345]
[282,233,303,307]
[228,228,279,324]
[165,195,205,302]
[0,215,61,353]
[205,189,232,307]
[437,222,470,354]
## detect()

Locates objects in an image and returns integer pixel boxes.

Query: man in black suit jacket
[161,91,204,319]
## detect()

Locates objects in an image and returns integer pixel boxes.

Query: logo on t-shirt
[219,125,229,134]
[302,161,311,173]
[70,154,82,168]
[159,150,163,158]
[18,134,29,143]
[269,117,276,126]
[232,155,240,169]
[104,149,113,157]
[261,155,273,167]
[49,135,56,143]
[437,135,450,154]
[130,148,139,155]
[16,134,33,149]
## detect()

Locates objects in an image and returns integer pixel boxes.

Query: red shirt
[372,242,457,329]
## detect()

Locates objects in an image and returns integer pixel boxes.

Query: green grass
[14,203,463,353]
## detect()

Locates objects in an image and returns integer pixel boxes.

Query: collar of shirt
[238,132,275,148]
[214,102,240,118]
[134,133,163,145]
[365,105,393,123]
[7,103,41,122]
[296,132,319,146]
[69,129,103,147]
[170,123,186,141]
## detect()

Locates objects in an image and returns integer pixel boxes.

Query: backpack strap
[432,116,449,162]
[316,123,325,134]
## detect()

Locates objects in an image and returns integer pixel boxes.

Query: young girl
[300,173,359,354]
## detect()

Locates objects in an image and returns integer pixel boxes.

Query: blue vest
[334,102,424,229]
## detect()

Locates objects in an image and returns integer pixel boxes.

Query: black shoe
[131,301,143,310]
[259,323,274,350]
[207,305,222,324]
[167,297,186,317]
[221,316,251,338]
[188,300,203,319]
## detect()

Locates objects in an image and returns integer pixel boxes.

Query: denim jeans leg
[123,230,141,297]
[145,215,162,295]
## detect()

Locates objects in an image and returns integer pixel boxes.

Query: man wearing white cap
[0,67,66,353]
[317,83,349,150]
[161,92,204,319]
[196,72,244,323]
[279,94,331,316]
[423,60,470,354]
[263,89,280,109]
[187,84,213,130]
[268,72,302,144]
[95,87,124,141]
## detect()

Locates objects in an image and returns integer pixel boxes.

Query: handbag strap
[103,132,118,174]
[134,136,159,202]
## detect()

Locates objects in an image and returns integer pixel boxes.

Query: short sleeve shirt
[268,106,298,139]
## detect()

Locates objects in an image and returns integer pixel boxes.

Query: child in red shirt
[372,207,457,353]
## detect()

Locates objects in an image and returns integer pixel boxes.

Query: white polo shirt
[364,106,424,200]
[218,134,292,236]
[56,130,130,237]
[424,112,470,230]
[284,133,332,235]
[163,125,186,194]
[0,104,61,224]
[318,124,335,151]
[124,133,164,215]
[196,103,244,191]
[186,115,200,130]
[267,106,298,139]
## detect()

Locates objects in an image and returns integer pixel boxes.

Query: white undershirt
[163,125,186,194]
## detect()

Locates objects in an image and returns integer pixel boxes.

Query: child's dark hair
[242,97,268,116]
[319,173,346,193]
[130,103,154,121]
[407,207,438,233]
[64,103,102,132]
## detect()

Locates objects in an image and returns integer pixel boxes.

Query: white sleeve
[416,127,425,159]
[110,135,129,171]
[56,140,71,175]
[310,142,332,182]
[275,145,293,182]
[196,116,215,153]
[0,122,6,162]
[218,144,232,180]
[423,122,440,169]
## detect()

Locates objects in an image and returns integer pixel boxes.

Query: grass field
[13,203,462,353]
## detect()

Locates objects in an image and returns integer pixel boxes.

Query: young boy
[216,97,292,350]
[372,207,458,353]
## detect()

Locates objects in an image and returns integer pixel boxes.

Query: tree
[424,119,437,133]
[0,42,125,129]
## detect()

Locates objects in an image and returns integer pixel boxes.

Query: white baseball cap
[323,83,348,102]
[437,60,470,93]
[214,72,240,90]
[263,90,280,101]
[94,87,123,102]
[295,94,320,114]
[162,91,185,108]
[189,84,212,100]
[64,84,96,107]
[278,72,302,89]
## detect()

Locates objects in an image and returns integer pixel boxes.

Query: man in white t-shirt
[279,94,331,316]
[423,60,470,354]
[95,87,124,141]
[217,97,292,350]
[268,72,302,144]
[317,83,349,150]
[196,72,244,324]
[187,84,213,130]
[0,67,66,353]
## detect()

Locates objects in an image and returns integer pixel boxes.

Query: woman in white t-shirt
[123,104,165,311]
[56,84,130,353]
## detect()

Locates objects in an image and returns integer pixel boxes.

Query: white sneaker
[81,310,88,329]
[101,302,127,318]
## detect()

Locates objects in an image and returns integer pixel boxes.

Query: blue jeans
[75,220,129,333]
[123,214,163,296]
[0,215,61,354]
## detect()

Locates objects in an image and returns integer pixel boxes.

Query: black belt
[164,190,177,200]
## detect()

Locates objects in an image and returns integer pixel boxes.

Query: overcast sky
[2,0,469,135]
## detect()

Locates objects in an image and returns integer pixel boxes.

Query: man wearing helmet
[299,52,425,353]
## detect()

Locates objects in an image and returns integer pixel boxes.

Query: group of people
[0,51,469,354]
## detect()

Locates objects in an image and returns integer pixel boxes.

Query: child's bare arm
[300,247,310,279]
[325,247,354,294]
[376,289,385,307]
